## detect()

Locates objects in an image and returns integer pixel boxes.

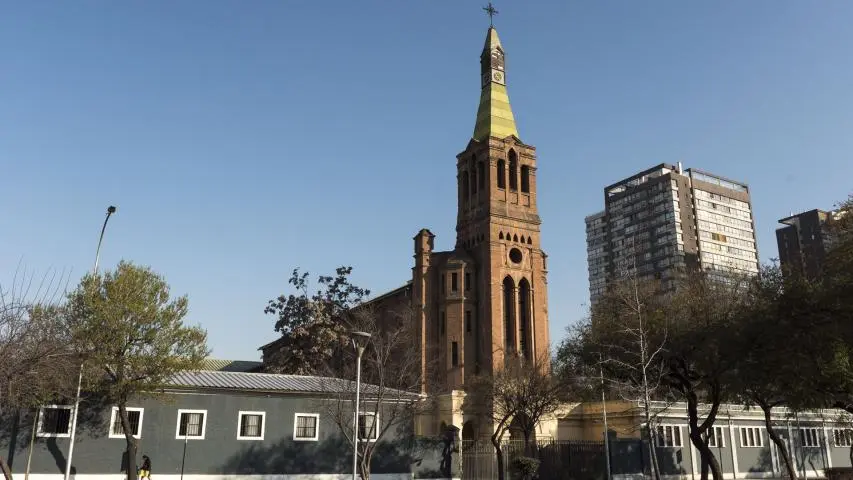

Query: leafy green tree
[664,272,748,480]
[725,265,816,480]
[66,261,209,480]
[264,266,369,375]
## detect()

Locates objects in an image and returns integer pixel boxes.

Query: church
[329,23,553,439]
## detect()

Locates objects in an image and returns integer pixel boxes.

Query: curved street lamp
[65,205,117,480]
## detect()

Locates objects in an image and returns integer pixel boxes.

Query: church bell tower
[455,25,550,376]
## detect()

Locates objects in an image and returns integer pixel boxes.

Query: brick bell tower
[456,25,550,376]
[411,25,550,412]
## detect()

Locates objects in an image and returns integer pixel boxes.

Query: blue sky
[3,1,852,361]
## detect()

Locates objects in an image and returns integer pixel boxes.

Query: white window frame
[740,427,764,447]
[175,409,207,440]
[108,407,144,439]
[237,411,266,441]
[358,412,379,443]
[834,429,853,448]
[36,405,73,438]
[293,413,319,442]
[800,428,820,448]
[705,426,726,448]
[656,425,683,448]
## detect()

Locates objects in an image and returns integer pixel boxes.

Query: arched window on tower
[499,232,504,240]
[470,156,478,195]
[508,150,518,191]
[503,276,515,354]
[478,160,486,190]
[461,171,469,202]
[497,160,506,189]
[518,278,531,362]
[521,165,530,193]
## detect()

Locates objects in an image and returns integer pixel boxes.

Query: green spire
[473,26,519,142]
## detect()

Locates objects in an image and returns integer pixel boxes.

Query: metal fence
[461,438,645,480]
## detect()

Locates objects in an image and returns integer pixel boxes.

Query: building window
[451,272,458,292]
[704,426,725,447]
[508,150,518,190]
[656,425,683,447]
[465,311,472,333]
[834,429,852,447]
[293,413,319,441]
[739,427,763,447]
[451,341,459,367]
[461,171,469,201]
[497,160,506,189]
[521,165,530,193]
[37,406,72,437]
[503,276,515,353]
[238,411,265,440]
[464,272,471,291]
[358,412,378,441]
[109,407,143,439]
[800,428,820,448]
[440,312,445,335]
[176,409,207,440]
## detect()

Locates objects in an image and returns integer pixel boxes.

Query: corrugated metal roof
[168,370,418,398]
[200,359,262,372]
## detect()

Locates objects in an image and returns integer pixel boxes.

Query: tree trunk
[118,404,139,480]
[759,401,797,480]
[522,429,536,457]
[685,390,723,480]
[643,399,662,480]
[0,456,12,480]
[358,443,371,480]
[688,420,722,480]
[492,431,506,480]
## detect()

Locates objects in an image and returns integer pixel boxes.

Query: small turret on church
[411,24,550,396]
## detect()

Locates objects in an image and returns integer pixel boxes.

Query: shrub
[510,456,540,480]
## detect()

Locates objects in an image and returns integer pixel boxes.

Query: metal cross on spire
[483,2,498,27]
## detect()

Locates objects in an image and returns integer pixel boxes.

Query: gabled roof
[167,370,421,399]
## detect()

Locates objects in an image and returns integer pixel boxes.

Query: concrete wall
[0,390,454,480]
[561,402,853,479]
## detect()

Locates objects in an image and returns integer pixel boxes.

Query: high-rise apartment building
[776,208,843,280]
[585,163,760,304]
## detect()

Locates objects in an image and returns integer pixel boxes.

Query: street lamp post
[350,331,372,480]
[65,206,117,480]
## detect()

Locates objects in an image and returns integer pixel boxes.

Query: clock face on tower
[491,70,504,85]
[490,49,505,71]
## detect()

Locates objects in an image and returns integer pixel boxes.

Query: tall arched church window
[497,160,506,189]
[461,171,470,201]
[521,165,530,193]
[503,276,515,354]
[508,150,518,191]
[518,278,531,361]
[470,156,478,195]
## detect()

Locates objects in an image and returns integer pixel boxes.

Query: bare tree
[465,351,574,480]
[318,303,428,480]
[565,269,669,480]
[0,267,76,480]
